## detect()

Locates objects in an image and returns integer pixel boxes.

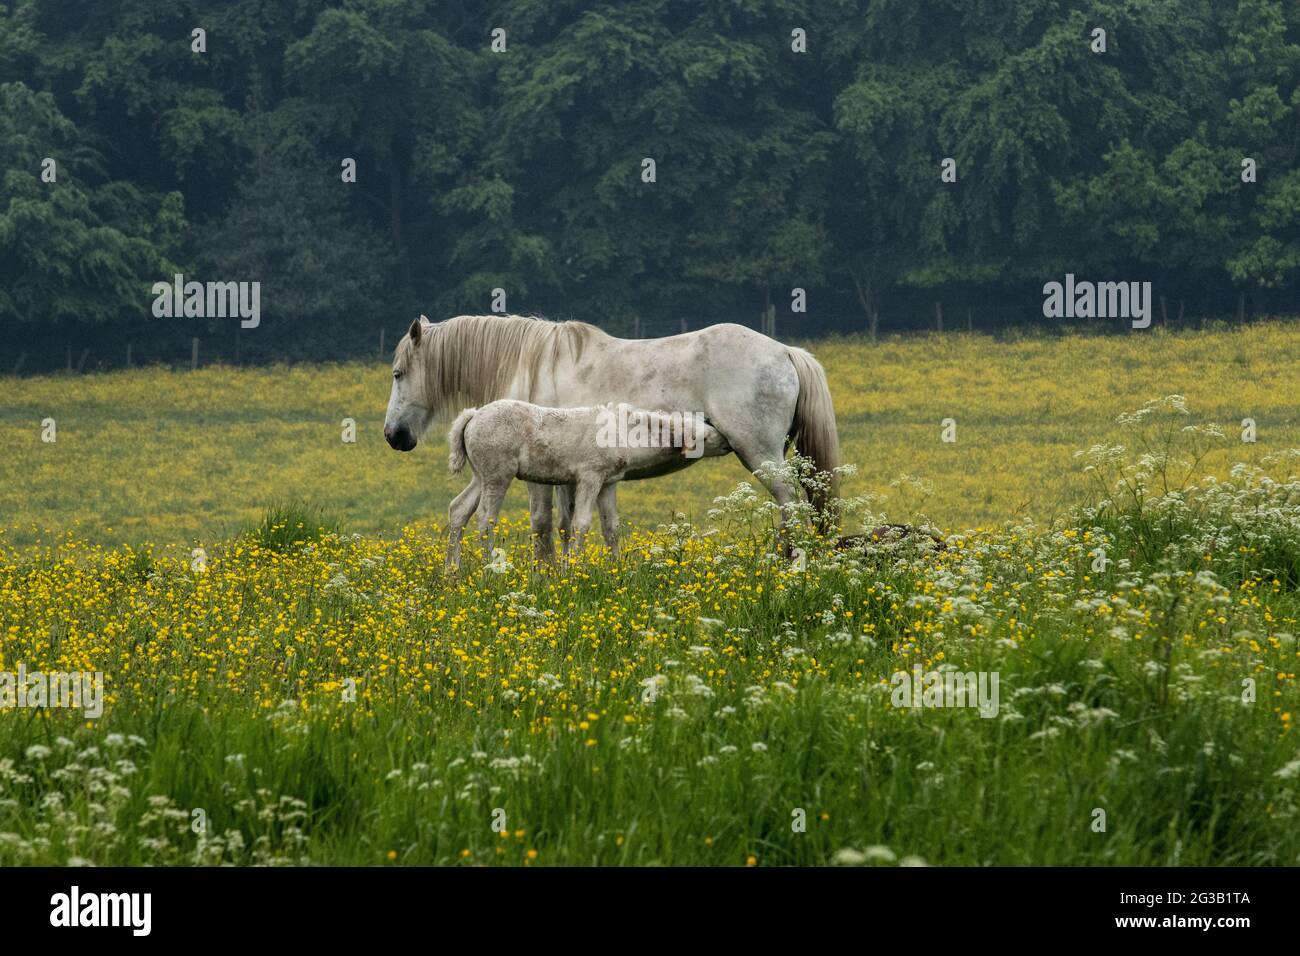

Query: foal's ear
[408,318,423,344]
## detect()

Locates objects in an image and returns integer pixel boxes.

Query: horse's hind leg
[729,436,799,556]
[597,483,620,559]
[527,482,555,563]
[447,478,482,569]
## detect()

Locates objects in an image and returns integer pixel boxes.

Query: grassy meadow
[3,323,1299,549]
[1,324,1299,866]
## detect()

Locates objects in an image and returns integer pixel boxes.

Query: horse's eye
[393,370,403,381]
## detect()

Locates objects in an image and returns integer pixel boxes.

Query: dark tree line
[2,0,1298,364]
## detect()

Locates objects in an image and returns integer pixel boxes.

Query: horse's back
[539,322,804,456]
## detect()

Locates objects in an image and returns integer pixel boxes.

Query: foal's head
[384,316,435,451]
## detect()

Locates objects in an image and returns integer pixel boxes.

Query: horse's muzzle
[384,423,417,451]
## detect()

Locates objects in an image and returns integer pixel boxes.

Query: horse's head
[384,316,435,451]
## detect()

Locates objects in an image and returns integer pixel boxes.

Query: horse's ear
[409,319,422,344]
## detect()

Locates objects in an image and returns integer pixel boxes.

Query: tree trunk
[849,261,881,342]
[388,155,412,299]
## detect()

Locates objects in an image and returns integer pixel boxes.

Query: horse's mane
[413,314,604,414]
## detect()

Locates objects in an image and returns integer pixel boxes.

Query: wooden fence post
[12,352,26,375]
[75,349,90,374]
[379,327,385,358]
[191,337,199,370]
[935,302,944,331]
[126,343,133,368]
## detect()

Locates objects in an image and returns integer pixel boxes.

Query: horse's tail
[785,346,840,534]
[447,407,477,473]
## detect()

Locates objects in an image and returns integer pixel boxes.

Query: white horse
[384,314,839,556]
[444,400,731,567]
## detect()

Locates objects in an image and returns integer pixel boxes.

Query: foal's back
[464,399,596,486]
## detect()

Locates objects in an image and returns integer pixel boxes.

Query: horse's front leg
[527,482,555,563]
[556,483,576,556]
[568,477,602,559]
[597,483,620,559]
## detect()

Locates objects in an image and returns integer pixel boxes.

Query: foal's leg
[527,482,555,562]
[596,483,620,559]
[446,477,481,569]
[476,476,511,562]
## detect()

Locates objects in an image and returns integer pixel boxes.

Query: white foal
[445,400,730,568]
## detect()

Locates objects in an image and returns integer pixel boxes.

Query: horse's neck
[509,328,607,406]
[500,358,546,404]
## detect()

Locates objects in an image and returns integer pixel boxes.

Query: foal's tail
[785,347,841,534]
[447,408,477,473]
